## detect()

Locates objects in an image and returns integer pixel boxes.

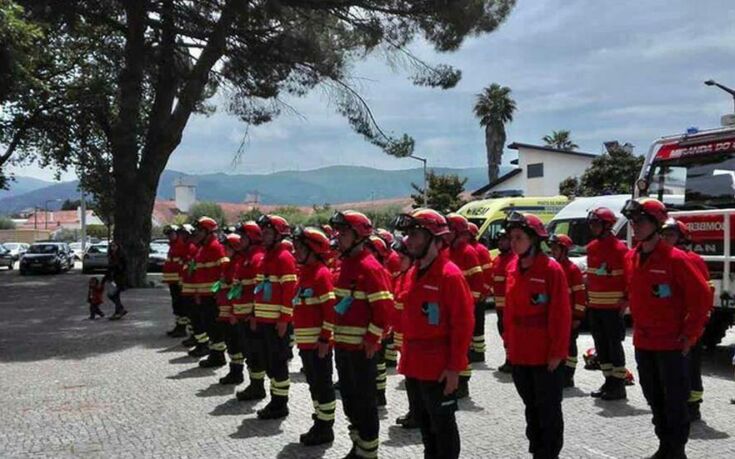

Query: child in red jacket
[87,277,105,319]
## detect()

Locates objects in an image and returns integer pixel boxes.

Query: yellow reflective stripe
[368,323,383,338]
[162,274,180,281]
[335,288,368,300]
[367,291,393,303]
[280,306,293,316]
[481,263,492,270]
[304,292,336,305]
[334,335,364,345]
[295,335,319,344]
[574,304,586,311]
[394,302,404,311]
[256,274,297,283]
[495,297,506,306]
[588,291,625,298]
[463,266,483,276]
[295,327,321,335]
[232,303,253,314]
[589,297,622,305]
[240,278,258,286]
[571,284,585,292]
[335,326,368,335]
[254,303,281,312]
[255,311,280,319]
[472,291,481,299]
[322,321,334,332]
[493,276,506,282]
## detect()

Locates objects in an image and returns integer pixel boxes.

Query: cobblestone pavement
[1,267,734,458]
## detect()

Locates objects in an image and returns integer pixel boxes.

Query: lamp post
[409,154,428,206]
[704,79,735,112]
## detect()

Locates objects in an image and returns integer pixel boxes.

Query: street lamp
[408,154,428,206]
[704,79,735,112]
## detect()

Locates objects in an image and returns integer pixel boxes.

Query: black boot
[469,350,485,363]
[181,336,197,348]
[385,358,397,368]
[257,397,289,420]
[219,363,244,385]
[396,412,419,429]
[188,342,209,358]
[300,420,335,446]
[236,379,266,401]
[199,350,227,368]
[591,377,612,398]
[601,378,627,401]
[377,390,387,407]
[563,367,575,389]
[456,378,470,399]
[167,324,188,338]
[667,444,687,459]
[688,402,702,422]
[498,360,513,373]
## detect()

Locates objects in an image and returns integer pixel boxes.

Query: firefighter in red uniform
[231,222,267,399]
[177,224,200,348]
[393,209,474,459]
[503,211,571,459]
[162,225,189,338]
[250,214,298,419]
[390,236,420,430]
[492,229,517,373]
[329,210,393,459]
[548,234,587,388]
[189,217,230,366]
[214,233,247,384]
[291,226,338,446]
[445,213,484,398]
[375,228,401,369]
[661,218,714,422]
[467,222,493,362]
[366,234,393,407]
[586,207,629,400]
[622,198,711,459]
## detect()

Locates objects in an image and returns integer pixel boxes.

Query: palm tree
[542,130,578,151]
[473,84,516,183]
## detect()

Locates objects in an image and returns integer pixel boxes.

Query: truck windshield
[646,152,735,210]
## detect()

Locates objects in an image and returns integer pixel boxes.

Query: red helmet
[662,218,691,242]
[446,213,470,235]
[321,224,336,239]
[622,198,668,225]
[368,235,391,260]
[196,216,218,232]
[257,214,291,236]
[329,210,373,238]
[281,239,294,253]
[393,208,450,237]
[548,233,573,249]
[292,226,332,256]
[468,222,480,238]
[235,221,262,243]
[587,207,617,225]
[504,211,549,239]
[375,228,395,246]
[224,233,242,247]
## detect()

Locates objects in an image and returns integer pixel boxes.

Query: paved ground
[1,264,735,458]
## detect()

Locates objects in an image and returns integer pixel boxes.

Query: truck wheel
[701,314,732,349]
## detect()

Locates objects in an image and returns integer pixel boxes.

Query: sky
[9,0,735,182]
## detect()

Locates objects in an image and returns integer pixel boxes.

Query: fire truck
[634,124,735,347]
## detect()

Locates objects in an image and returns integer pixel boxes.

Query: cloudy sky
[11,0,735,181]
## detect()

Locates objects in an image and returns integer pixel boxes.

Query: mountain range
[0,165,503,215]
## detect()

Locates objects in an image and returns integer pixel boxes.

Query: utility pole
[80,190,87,252]
[409,155,428,207]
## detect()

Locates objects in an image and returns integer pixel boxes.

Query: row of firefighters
[159,197,712,459]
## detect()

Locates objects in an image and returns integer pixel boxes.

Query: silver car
[82,243,109,274]
[2,242,30,261]
[0,244,14,270]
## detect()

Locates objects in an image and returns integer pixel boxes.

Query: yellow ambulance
[457,196,569,250]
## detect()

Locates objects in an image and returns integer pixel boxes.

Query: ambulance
[635,124,735,347]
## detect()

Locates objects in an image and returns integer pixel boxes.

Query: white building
[472,142,597,198]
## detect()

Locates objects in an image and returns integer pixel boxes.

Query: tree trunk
[485,124,506,184]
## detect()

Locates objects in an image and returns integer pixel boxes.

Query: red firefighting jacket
[163,239,188,284]
[449,241,485,302]
[391,269,410,345]
[182,237,229,297]
[179,242,199,297]
[503,254,572,366]
[471,240,493,298]
[333,248,393,350]
[216,251,244,321]
[685,250,714,309]
[492,251,517,310]
[385,250,402,279]
[231,246,265,320]
[253,241,298,324]
[293,261,337,350]
[398,251,474,381]
[586,235,629,310]
[558,258,587,320]
[625,241,711,351]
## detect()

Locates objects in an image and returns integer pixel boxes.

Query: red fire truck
[635,125,735,347]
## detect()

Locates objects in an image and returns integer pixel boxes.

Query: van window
[483,219,505,249]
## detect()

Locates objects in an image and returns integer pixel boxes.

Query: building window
[527,163,544,178]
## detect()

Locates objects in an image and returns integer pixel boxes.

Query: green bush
[86,224,110,240]
[0,216,16,230]
[188,202,227,227]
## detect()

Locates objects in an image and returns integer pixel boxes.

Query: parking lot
[1,265,734,458]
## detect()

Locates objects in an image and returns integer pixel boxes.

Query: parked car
[0,244,15,270]
[82,243,109,274]
[19,242,74,275]
[2,242,30,261]
[148,242,168,272]
[68,242,86,261]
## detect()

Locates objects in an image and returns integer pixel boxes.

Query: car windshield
[645,152,735,210]
[150,243,168,254]
[69,243,82,249]
[88,245,108,254]
[29,244,59,254]
[4,243,19,250]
